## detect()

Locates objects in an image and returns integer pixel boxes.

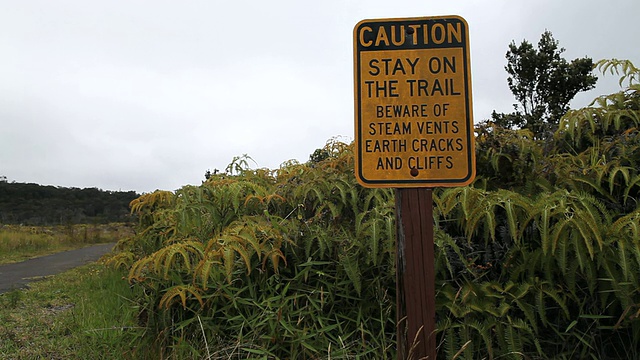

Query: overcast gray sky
[1,0,638,193]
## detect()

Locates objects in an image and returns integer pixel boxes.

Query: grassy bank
[0,224,133,265]
[0,263,142,359]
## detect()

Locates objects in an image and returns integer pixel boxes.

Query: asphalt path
[0,243,116,294]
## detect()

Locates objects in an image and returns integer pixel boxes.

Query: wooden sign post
[395,187,436,359]
[353,16,475,359]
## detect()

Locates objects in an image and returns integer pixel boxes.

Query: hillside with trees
[0,181,139,225]
[102,33,639,358]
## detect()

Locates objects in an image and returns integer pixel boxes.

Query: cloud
[1,0,638,192]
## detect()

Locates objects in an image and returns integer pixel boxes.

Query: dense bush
[109,60,640,359]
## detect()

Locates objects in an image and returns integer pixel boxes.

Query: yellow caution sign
[354,16,475,188]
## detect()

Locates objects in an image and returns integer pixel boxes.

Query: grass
[0,262,143,359]
[0,223,133,265]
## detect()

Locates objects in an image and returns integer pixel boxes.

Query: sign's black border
[354,16,475,187]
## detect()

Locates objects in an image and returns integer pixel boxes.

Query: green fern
[158,284,204,310]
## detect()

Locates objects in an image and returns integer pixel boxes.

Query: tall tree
[492,31,598,137]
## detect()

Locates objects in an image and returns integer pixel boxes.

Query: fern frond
[130,190,176,214]
[340,252,362,296]
[596,59,640,87]
[147,241,204,280]
[104,251,136,270]
[128,255,155,282]
[158,284,204,310]
[261,248,285,275]
[467,320,494,359]
[623,174,640,205]
[610,209,640,239]
[193,251,222,290]
[509,294,538,333]
[222,247,236,283]
[504,316,525,357]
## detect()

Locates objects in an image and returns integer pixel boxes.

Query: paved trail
[0,243,116,294]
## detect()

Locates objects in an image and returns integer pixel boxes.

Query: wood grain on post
[395,188,436,360]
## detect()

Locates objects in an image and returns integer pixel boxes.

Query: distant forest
[0,180,139,225]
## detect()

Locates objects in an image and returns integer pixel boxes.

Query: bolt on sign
[353,16,475,188]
